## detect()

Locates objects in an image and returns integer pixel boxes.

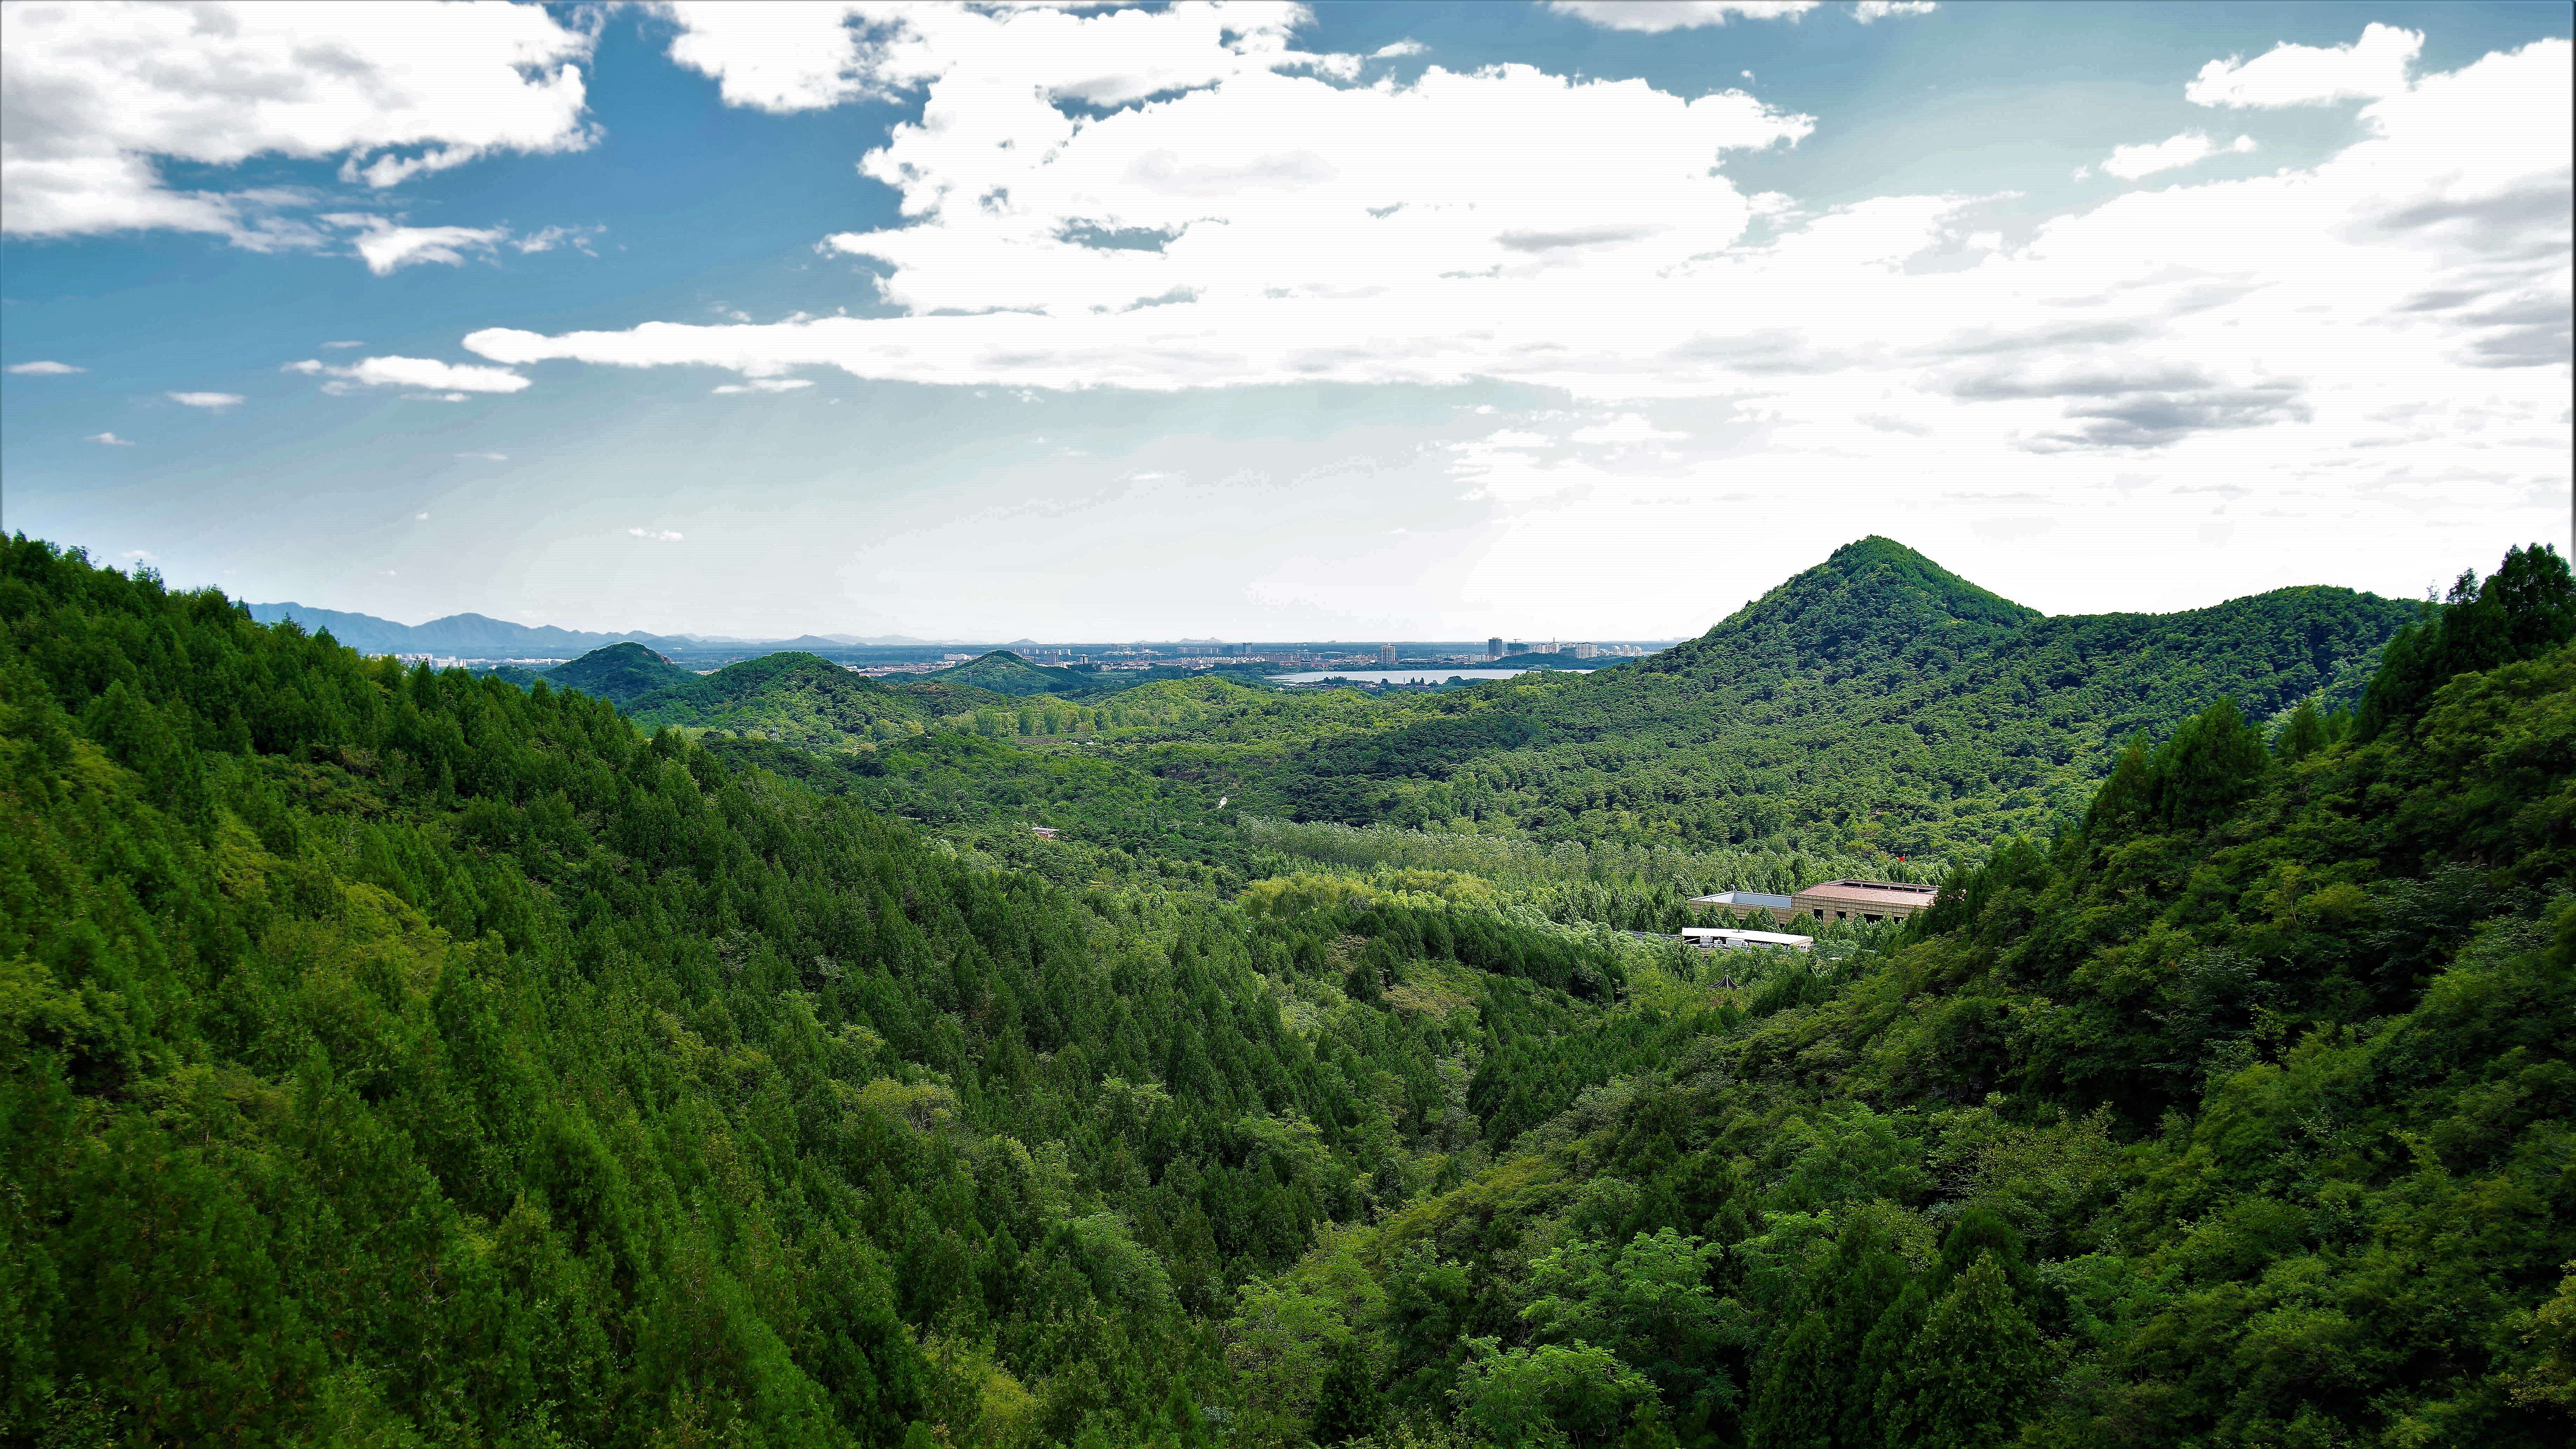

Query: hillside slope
[543,640,699,705]
[623,651,1016,748]
[0,536,1658,1446]
[920,650,1092,696]
[1255,537,2416,860]
[7,533,2568,1449]
[1213,542,2576,1449]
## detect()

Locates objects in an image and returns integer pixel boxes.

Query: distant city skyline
[2,1,2567,639]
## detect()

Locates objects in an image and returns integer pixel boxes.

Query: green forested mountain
[923,652,1096,698]
[1205,543,2575,1449]
[623,651,1016,748]
[6,533,2569,1449]
[0,536,1659,1446]
[1235,538,2417,859]
[546,641,701,706]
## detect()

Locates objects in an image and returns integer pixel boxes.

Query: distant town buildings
[1488,636,1505,659]
[1571,643,1599,659]
[1378,643,1397,667]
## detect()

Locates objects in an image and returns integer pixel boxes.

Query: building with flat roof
[1681,927,1813,952]
[1792,878,1938,925]
[1690,891,1795,926]
[1377,643,1397,667]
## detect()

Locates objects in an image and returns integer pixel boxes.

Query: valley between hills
[5,532,2571,1448]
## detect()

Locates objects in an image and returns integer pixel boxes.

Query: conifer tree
[1883,1252,2044,1449]
[1309,1335,1385,1444]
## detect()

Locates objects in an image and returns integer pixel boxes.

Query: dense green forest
[546,643,700,707]
[5,532,2569,1448]
[610,542,2416,872]
[1229,540,2418,857]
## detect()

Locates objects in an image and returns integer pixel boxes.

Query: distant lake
[1265,667,1592,685]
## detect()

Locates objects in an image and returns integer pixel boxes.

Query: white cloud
[167,391,244,410]
[1548,1,1820,29]
[87,431,135,445]
[1852,1,1937,21]
[711,377,815,394]
[329,217,511,275]
[514,224,605,255]
[288,355,531,394]
[2187,22,2422,107]
[7,359,85,374]
[320,340,366,349]
[1567,413,1688,444]
[463,14,2567,599]
[455,451,509,461]
[478,9,1814,386]
[2097,131,2256,180]
[414,512,430,521]
[0,1,596,243]
[627,527,684,542]
[1374,40,1427,59]
[659,1,1346,115]
[316,215,598,275]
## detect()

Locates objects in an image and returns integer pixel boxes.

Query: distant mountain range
[243,602,951,656]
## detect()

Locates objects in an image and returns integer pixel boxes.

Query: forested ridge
[1238,540,2419,858]
[609,541,2420,873]
[4,532,2571,1448]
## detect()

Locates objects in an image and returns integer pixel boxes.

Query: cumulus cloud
[711,378,815,394]
[8,359,84,374]
[2187,22,2422,107]
[1373,40,1427,58]
[659,1,1348,114]
[0,1,596,243]
[167,391,244,410]
[87,431,135,446]
[287,355,530,395]
[627,528,684,542]
[2094,131,2256,180]
[464,11,2569,527]
[1548,1,1820,29]
[1852,1,1937,20]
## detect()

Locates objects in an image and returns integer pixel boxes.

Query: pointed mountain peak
[1659,537,2039,674]
[544,640,697,706]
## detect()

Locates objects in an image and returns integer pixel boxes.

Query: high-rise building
[1487,636,1503,659]
[1378,643,1397,667]
[1572,643,1599,659]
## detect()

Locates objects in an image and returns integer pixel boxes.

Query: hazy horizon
[221,528,2431,649]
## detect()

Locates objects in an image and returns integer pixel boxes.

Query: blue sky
[3,1,2567,640]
